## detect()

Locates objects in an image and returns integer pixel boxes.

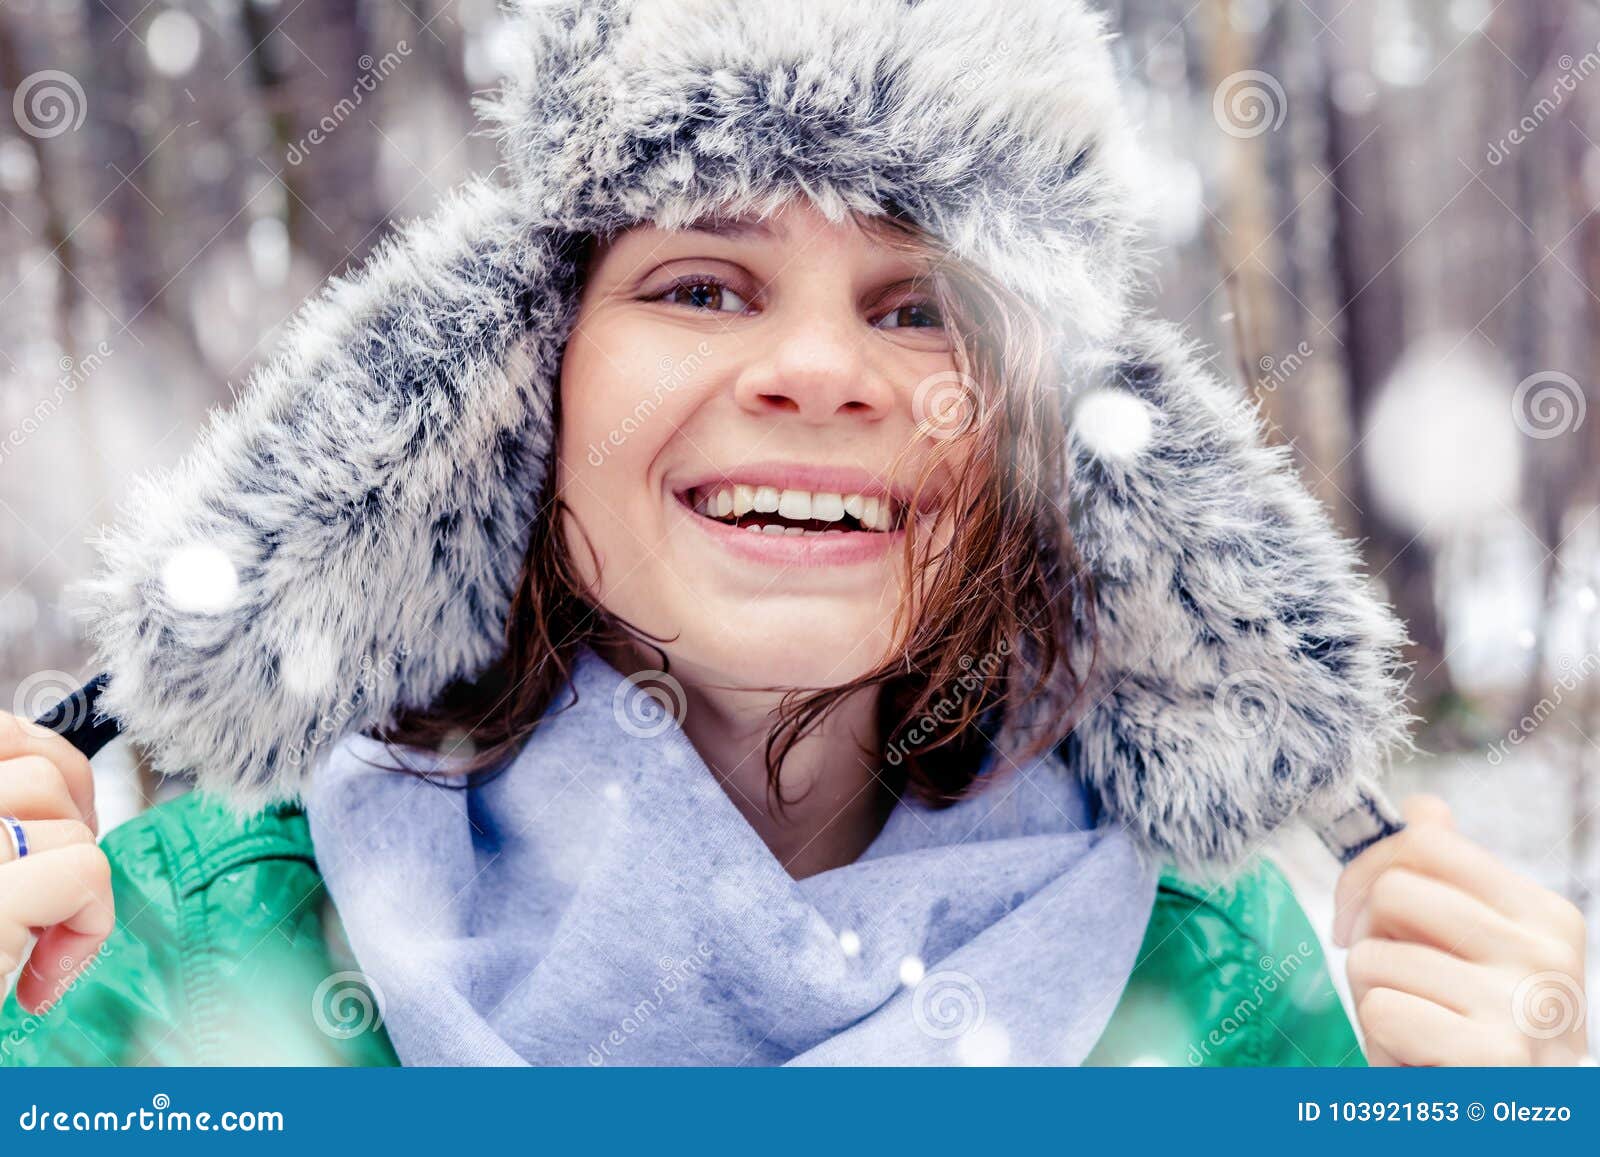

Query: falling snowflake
[956,1021,1011,1066]
[1072,389,1154,463]
[160,544,239,615]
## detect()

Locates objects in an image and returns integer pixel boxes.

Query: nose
[733,311,897,423]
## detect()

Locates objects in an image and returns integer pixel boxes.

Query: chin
[669,610,896,693]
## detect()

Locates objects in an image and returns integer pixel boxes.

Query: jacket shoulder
[110,790,317,893]
[1086,855,1365,1067]
[1,792,395,1067]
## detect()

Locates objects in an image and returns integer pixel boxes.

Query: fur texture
[71,0,1414,873]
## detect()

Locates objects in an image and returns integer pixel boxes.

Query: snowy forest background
[0,0,1597,1048]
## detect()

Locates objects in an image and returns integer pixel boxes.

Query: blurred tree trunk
[0,13,76,353]
[250,0,382,272]
[1205,0,1280,423]
[1318,0,1455,726]
[83,0,164,323]
[403,0,469,101]
[1273,2,1356,525]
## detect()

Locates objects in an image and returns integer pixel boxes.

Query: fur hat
[67,0,1415,873]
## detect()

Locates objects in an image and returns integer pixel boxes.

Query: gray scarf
[306,647,1158,1066]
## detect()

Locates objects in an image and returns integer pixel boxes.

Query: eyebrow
[679,216,775,240]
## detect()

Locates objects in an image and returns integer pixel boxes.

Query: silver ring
[1,816,27,862]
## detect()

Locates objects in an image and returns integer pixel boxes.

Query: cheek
[558,324,661,469]
[553,317,696,602]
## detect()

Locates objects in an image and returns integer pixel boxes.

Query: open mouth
[680,484,907,536]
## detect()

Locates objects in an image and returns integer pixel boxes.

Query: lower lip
[676,497,901,567]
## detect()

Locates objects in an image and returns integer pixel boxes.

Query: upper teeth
[695,485,895,531]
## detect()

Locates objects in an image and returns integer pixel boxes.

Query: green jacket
[0,792,1364,1067]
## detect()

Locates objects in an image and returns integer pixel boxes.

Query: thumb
[1401,792,1454,831]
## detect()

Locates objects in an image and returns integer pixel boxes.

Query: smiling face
[555,200,970,692]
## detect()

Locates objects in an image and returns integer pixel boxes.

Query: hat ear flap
[73,177,575,811]
[1063,319,1415,876]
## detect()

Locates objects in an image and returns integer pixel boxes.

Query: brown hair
[366,211,1099,811]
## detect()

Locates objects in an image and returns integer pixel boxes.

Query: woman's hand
[1335,793,1590,1066]
[0,710,113,1014]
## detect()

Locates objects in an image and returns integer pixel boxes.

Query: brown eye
[661,280,750,313]
[876,302,944,330]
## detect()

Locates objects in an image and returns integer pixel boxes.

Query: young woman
[0,0,1590,1067]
